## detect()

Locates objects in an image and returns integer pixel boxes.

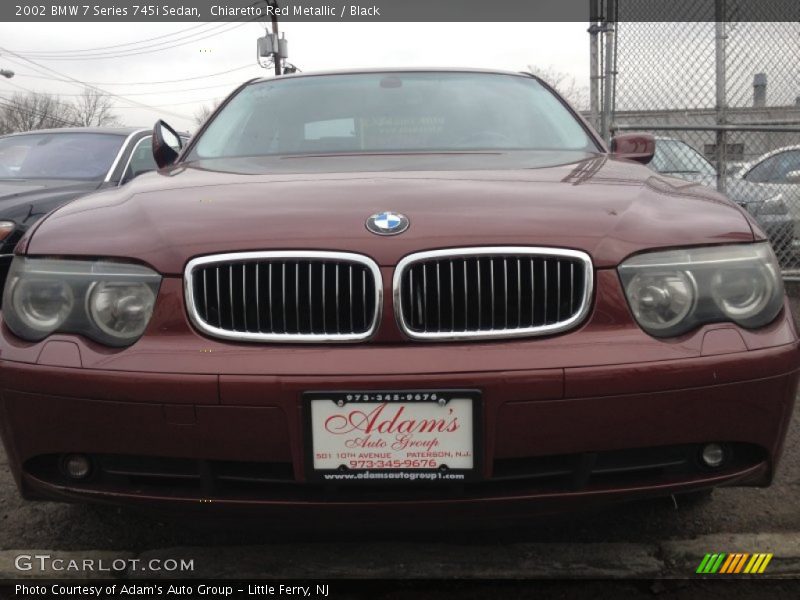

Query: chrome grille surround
[184,251,382,343]
[392,247,594,341]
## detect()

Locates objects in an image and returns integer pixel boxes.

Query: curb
[2,532,799,579]
[661,532,800,578]
[132,542,663,579]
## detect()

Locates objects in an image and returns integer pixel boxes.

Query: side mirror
[152,120,183,168]
[785,170,800,184]
[610,133,656,165]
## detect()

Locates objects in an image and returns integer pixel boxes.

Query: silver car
[650,137,796,265]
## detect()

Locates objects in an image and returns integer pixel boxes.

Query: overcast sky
[0,22,588,131]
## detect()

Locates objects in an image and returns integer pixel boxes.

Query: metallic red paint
[18,156,755,272]
[610,133,657,165]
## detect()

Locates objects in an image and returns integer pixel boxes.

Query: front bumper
[1,271,798,518]
[1,344,798,519]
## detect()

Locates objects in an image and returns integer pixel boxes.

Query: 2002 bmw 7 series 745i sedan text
[0,69,797,519]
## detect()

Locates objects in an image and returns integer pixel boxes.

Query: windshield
[189,72,598,159]
[0,132,125,181]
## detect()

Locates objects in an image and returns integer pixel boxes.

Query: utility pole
[258,1,288,76]
[267,0,281,76]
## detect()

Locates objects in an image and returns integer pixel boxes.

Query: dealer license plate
[305,390,479,481]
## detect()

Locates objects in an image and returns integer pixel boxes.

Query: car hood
[24,152,755,273]
[0,179,101,225]
[0,179,100,201]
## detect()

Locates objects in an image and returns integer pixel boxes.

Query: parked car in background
[1,69,796,519]
[725,161,749,178]
[732,146,800,267]
[0,127,187,297]
[736,147,800,240]
[649,137,796,264]
[738,146,800,186]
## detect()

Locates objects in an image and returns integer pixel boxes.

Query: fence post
[589,2,600,131]
[715,1,727,194]
[601,0,617,143]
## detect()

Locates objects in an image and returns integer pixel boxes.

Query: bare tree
[193,99,221,128]
[67,87,121,127]
[0,91,75,134]
[527,65,589,111]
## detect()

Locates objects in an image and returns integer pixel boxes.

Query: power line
[2,73,236,115]
[0,98,82,127]
[0,48,190,120]
[9,21,228,54]
[15,21,255,60]
[0,90,194,129]
[6,80,244,97]
[1,78,36,94]
[2,79,229,109]
[0,14,263,123]
[8,5,263,60]
[9,22,247,61]
[113,97,228,108]
[13,63,257,86]
[2,65,228,116]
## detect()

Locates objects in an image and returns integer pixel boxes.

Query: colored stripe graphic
[702,554,718,573]
[696,554,712,574]
[734,553,749,573]
[710,553,726,573]
[722,553,739,574]
[698,553,726,573]
[699,553,773,574]
[719,554,736,574]
[744,554,761,573]
[758,554,773,573]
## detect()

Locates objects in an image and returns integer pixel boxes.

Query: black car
[0,126,187,295]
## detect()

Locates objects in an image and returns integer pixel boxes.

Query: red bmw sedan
[0,69,797,519]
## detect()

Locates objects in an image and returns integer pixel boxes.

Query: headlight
[709,267,776,326]
[87,282,157,342]
[619,243,783,337]
[624,270,696,333]
[3,257,161,347]
[10,278,74,333]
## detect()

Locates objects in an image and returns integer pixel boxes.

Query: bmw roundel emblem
[366,211,409,236]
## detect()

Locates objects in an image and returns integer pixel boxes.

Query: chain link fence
[590,1,800,276]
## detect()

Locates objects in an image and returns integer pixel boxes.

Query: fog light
[701,443,726,468]
[61,454,92,480]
